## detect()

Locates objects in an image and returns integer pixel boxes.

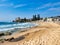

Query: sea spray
[0,22,37,32]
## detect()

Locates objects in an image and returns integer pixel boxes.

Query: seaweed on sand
[7,35,25,42]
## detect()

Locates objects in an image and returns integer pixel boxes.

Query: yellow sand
[0,21,60,45]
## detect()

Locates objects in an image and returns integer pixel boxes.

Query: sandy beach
[0,21,60,45]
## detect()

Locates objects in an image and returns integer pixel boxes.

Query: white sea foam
[0,23,37,31]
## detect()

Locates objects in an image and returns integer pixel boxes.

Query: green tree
[23,17,27,22]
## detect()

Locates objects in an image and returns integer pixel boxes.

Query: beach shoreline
[0,21,60,45]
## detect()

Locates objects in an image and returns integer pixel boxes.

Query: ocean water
[0,22,37,31]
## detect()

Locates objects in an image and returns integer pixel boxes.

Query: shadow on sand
[5,35,25,42]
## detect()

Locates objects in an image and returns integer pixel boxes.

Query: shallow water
[0,22,37,31]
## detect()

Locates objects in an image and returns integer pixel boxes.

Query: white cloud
[36,3,52,10]
[36,2,60,10]
[48,7,60,11]
[0,3,27,8]
[52,2,60,6]
[13,4,27,8]
[0,3,14,7]
[41,7,60,16]
[0,4,6,6]
[1,0,7,2]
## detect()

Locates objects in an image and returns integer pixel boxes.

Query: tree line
[12,14,41,23]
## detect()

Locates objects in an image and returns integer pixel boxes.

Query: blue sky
[0,0,60,21]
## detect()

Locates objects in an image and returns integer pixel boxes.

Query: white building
[46,18,53,22]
